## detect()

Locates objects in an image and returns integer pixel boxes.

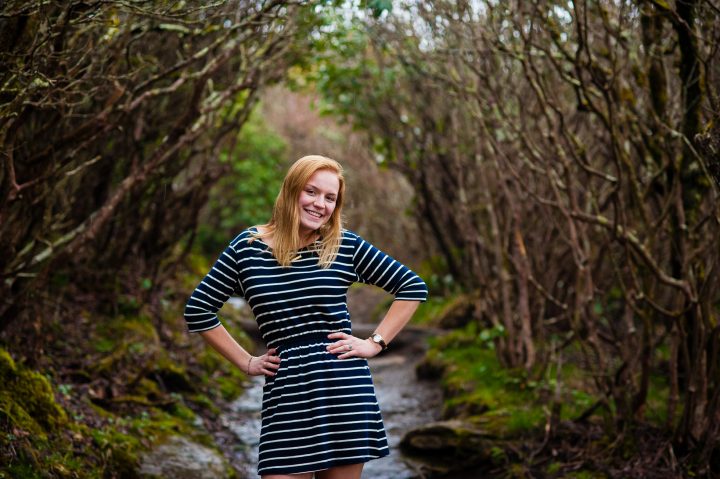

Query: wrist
[366,338,383,354]
[367,332,388,353]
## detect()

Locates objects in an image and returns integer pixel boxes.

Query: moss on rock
[0,348,67,438]
[15,369,68,431]
[0,393,44,438]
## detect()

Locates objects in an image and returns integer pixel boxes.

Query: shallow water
[221,346,442,479]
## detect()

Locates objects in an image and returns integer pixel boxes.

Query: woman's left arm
[327,300,420,358]
[327,232,427,359]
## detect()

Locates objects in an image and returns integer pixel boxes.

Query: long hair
[254,155,345,268]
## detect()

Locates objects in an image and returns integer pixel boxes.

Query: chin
[301,221,321,231]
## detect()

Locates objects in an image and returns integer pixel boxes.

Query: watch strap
[369,333,388,351]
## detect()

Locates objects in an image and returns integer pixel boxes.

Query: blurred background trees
[314,0,720,465]
[0,0,317,331]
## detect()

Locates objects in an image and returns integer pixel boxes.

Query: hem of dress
[256,449,390,476]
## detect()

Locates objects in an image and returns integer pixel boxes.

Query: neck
[299,229,319,247]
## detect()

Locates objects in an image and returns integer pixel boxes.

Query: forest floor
[0,254,258,478]
[413,296,717,479]
[1,276,717,478]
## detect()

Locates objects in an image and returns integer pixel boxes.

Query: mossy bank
[0,299,254,478]
[413,317,684,478]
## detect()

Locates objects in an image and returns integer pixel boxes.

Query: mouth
[304,209,323,219]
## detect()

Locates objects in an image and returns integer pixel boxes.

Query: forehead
[305,169,340,193]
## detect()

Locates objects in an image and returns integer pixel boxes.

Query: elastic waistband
[268,330,349,351]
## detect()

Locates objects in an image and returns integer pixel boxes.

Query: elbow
[183,298,219,333]
[418,280,429,302]
[395,278,429,303]
[182,301,195,325]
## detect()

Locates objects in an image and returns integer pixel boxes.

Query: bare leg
[316,463,364,479]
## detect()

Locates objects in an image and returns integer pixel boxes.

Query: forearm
[199,325,253,373]
[373,300,420,345]
[327,300,420,358]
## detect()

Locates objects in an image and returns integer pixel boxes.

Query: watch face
[372,334,382,343]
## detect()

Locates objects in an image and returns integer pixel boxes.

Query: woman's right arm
[200,326,279,376]
[184,234,279,376]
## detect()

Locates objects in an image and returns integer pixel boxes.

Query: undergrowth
[0,252,252,478]
[422,320,703,478]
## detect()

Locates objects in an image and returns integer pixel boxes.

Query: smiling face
[297,169,340,238]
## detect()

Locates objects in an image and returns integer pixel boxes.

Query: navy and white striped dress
[184,227,428,476]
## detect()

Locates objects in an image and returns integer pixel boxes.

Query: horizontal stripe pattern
[183,228,428,343]
[258,339,389,474]
[183,228,428,474]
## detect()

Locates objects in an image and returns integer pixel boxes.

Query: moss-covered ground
[422,320,680,478]
[0,253,253,478]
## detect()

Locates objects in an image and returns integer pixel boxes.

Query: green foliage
[94,338,115,353]
[300,11,396,143]
[645,372,670,425]
[179,252,214,292]
[546,462,563,474]
[88,407,214,477]
[90,422,142,477]
[196,105,287,256]
[429,325,541,435]
[427,322,606,437]
[92,315,161,378]
[362,0,392,17]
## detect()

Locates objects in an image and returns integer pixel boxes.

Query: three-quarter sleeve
[351,232,428,302]
[183,238,243,333]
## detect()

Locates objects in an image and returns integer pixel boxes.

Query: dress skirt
[257,332,390,475]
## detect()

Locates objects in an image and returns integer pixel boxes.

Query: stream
[220,328,442,479]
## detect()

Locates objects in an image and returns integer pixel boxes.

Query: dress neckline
[250,226,322,251]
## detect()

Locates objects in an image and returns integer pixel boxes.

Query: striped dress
[184,227,428,475]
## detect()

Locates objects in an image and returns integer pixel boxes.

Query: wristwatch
[368,333,388,351]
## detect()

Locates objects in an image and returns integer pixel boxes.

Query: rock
[400,420,495,476]
[139,436,229,479]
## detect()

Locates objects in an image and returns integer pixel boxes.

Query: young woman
[184,155,428,479]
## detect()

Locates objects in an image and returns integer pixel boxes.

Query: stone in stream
[138,435,229,479]
[400,420,495,476]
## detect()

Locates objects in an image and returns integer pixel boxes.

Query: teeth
[306,210,322,218]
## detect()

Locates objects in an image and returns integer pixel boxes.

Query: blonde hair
[254,155,345,268]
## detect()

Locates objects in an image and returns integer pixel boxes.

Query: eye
[305,189,315,195]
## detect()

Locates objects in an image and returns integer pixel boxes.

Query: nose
[313,196,325,208]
